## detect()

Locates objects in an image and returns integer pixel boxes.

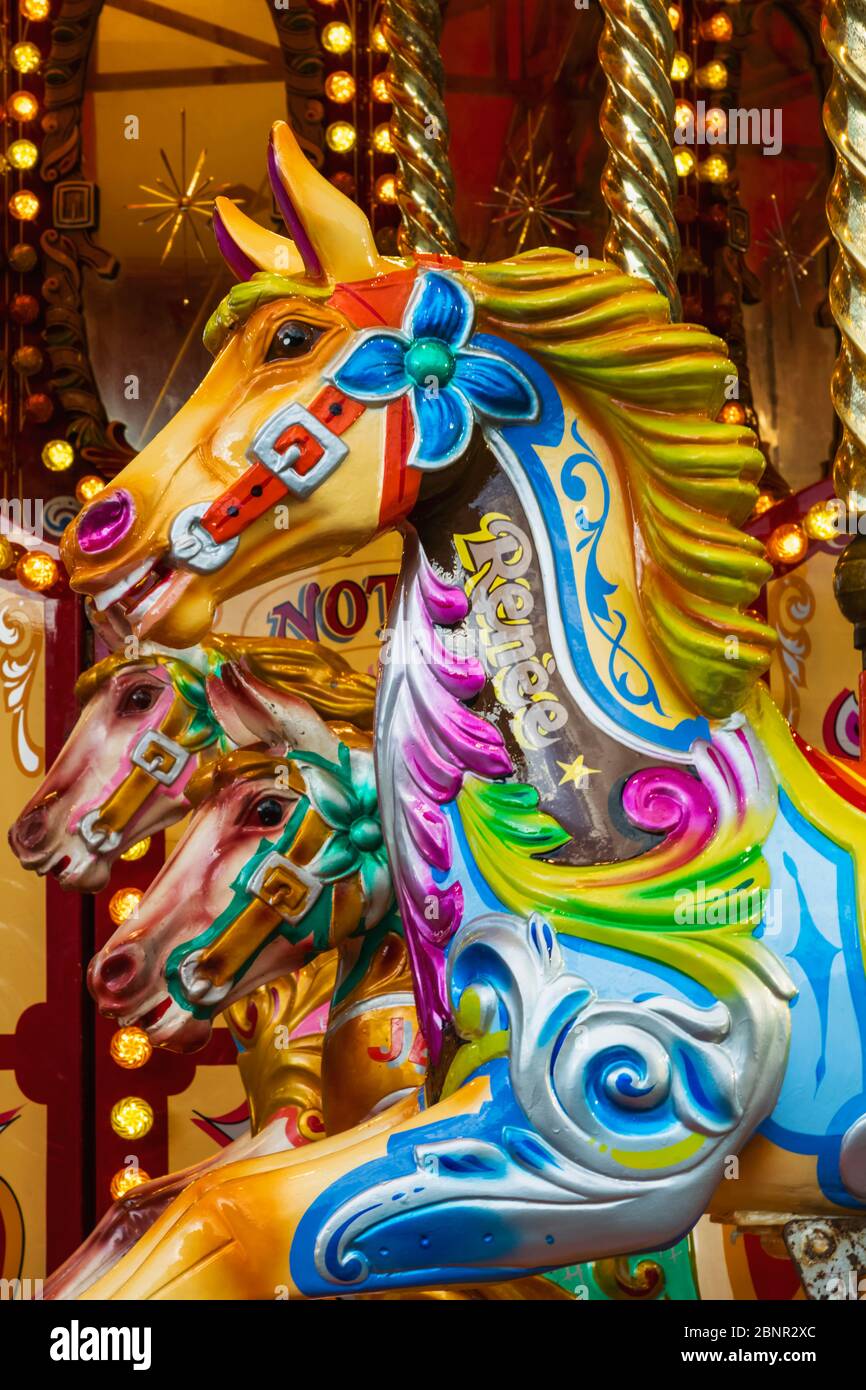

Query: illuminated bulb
[372,73,391,102]
[9,190,40,221]
[751,493,776,518]
[324,70,355,103]
[698,155,730,183]
[718,401,746,425]
[8,90,39,122]
[674,148,696,177]
[322,21,353,54]
[120,835,151,861]
[42,439,75,471]
[110,1026,153,1069]
[373,122,394,154]
[110,1167,150,1201]
[671,51,692,81]
[767,522,808,566]
[667,3,682,25]
[674,99,694,130]
[16,551,58,591]
[75,474,106,503]
[110,1096,153,1141]
[326,121,357,153]
[8,139,39,171]
[700,11,734,40]
[0,537,14,572]
[704,107,727,136]
[21,0,51,17]
[697,59,729,89]
[371,26,388,52]
[109,886,143,925]
[11,41,42,74]
[804,499,842,541]
[375,173,397,204]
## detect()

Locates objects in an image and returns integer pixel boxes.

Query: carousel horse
[57,122,866,1299]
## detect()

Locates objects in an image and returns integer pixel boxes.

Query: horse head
[86,700,391,1052]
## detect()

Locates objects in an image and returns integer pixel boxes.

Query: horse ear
[206,662,340,762]
[213,197,305,280]
[268,120,390,283]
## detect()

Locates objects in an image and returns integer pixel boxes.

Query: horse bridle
[78,686,197,856]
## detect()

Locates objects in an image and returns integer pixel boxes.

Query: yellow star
[557,754,601,789]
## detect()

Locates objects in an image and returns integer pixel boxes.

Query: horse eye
[254,797,285,828]
[121,685,157,714]
[266,320,321,362]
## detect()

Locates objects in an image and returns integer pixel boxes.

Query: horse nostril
[11,805,48,852]
[76,489,135,555]
[91,946,142,999]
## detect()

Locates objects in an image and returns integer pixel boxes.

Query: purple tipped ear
[267,137,324,281]
[212,204,258,282]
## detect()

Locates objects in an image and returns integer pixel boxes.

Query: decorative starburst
[755,186,827,309]
[482,113,588,253]
[126,110,229,263]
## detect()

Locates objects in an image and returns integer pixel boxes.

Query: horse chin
[143,1001,212,1054]
[67,856,112,893]
[134,573,215,649]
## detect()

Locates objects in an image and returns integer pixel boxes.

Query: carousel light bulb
[75,474,106,503]
[16,551,58,591]
[8,139,39,171]
[751,492,776,518]
[704,107,727,136]
[697,59,729,90]
[9,190,40,221]
[373,122,394,154]
[8,90,39,122]
[804,499,842,541]
[11,41,42,74]
[700,11,734,40]
[667,3,682,26]
[42,439,75,471]
[767,522,808,566]
[0,537,15,572]
[372,73,391,102]
[324,70,356,103]
[120,835,151,861]
[110,1167,150,1201]
[322,21,353,54]
[718,400,746,425]
[670,51,692,81]
[674,148,696,177]
[698,155,730,183]
[375,173,398,203]
[110,1096,153,1140]
[20,0,51,17]
[326,121,356,153]
[371,26,388,52]
[110,1026,153,1069]
[674,99,694,130]
[109,887,143,925]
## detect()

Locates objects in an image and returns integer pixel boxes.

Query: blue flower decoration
[327,270,539,470]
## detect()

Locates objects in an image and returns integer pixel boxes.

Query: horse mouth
[90,556,194,639]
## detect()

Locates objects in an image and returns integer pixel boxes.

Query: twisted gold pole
[598,0,682,320]
[823,0,866,512]
[382,0,459,255]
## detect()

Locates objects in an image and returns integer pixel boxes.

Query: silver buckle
[130,728,190,786]
[168,502,240,574]
[79,810,122,855]
[246,401,348,499]
[247,849,322,924]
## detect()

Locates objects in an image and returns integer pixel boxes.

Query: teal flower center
[405,337,456,389]
[349,816,383,852]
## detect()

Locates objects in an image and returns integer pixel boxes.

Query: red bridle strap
[200,385,365,546]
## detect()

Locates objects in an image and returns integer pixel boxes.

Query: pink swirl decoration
[622,765,718,862]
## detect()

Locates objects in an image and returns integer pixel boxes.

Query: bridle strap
[199,385,366,546]
[80,693,194,848]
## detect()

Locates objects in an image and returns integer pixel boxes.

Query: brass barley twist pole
[598,0,682,320]
[382,0,459,255]
[823,0,866,673]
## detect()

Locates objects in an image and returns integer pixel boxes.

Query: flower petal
[329,330,409,402]
[360,852,393,928]
[300,764,357,829]
[407,271,474,349]
[309,834,359,882]
[410,383,474,470]
[453,346,539,421]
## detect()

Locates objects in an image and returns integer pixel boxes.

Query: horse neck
[406,371,711,865]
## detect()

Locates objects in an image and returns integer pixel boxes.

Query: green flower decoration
[301,742,392,928]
